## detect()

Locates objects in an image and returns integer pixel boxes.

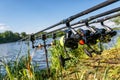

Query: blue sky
[0,0,120,33]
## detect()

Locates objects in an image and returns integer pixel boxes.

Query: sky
[0,0,120,34]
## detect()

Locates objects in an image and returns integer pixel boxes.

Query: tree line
[0,30,64,44]
[0,31,27,44]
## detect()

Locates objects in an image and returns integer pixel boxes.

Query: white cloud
[0,23,11,32]
[104,20,116,27]
[88,20,116,29]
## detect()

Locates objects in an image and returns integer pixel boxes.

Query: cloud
[0,23,11,32]
[88,20,116,29]
[104,20,116,27]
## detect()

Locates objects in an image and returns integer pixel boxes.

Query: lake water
[0,30,120,69]
[0,38,53,69]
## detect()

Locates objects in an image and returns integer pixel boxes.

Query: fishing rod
[19,0,119,41]
[62,12,119,56]
[73,12,120,29]
[32,12,120,50]
[44,7,120,35]
[33,0,118,33]
[57,12,120,66]
[30,12,120,68]
[19,0,119,69]
[34,12,120,50]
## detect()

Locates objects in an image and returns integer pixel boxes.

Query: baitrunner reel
[78,22,117,57]
[77,27,105,57]
[60,22,117,57]
[60,22,82,49]
[63,29,81,49]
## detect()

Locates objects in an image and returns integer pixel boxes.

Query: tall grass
[0,43,45,80]
[0,36,119,80]
[49,37,120,80]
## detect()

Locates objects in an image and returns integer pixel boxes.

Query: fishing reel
[79,22,117,57]
[77,28,104,57]
[100,22,117,43]
[63,29,81,49]
[59,22,82,49]
[61,22,117,57]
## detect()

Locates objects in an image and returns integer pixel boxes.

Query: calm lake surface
[0,30,120,69]
[0,38,53,69]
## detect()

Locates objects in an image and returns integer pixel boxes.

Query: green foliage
[0,31,28,44]
[0,36,120,80]
[35,32,47,38]
[116,36,120,48]
[56,30,64,37]
[0,43,49,80]
[49,40,89,79]
[49,37,120,80]
[113,27,120,30]
[112,16,120,25]
[21,32,27,38]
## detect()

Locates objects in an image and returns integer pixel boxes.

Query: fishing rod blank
[46,7,120,34]
[34,0,118,34]
[71,7,120,26]
[73,12,120,29]
[36,12,120,40]
[19,0,119,41]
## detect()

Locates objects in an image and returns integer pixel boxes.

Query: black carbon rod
[44,7,120,34]
[90,12,120,23]
[47,13,120,34]
[34,0,118,34]
[36,13,120,39]
[71,7,120,26]
[72,13,120,29]
[19,0,119,41]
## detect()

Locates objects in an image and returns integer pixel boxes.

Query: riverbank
[0,30,120,80]
[59,47,120,80]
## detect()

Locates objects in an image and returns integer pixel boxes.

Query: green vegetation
[0,16,119,80]
[113,27,120,30]
[49,37,120,80]
[0,43,47,80]
[0,36,120,80]
[112,16,120,25]
[0,31,27,44]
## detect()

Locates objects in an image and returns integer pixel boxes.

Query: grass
[49,37,120,80]
[0,37,120,80]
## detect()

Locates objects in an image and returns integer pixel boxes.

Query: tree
[13,32,21,41]
[3,31,14,42]
[0,31,26,43]
[21,32,27,38]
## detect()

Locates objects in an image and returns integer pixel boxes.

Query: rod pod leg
[42,34,50,77]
